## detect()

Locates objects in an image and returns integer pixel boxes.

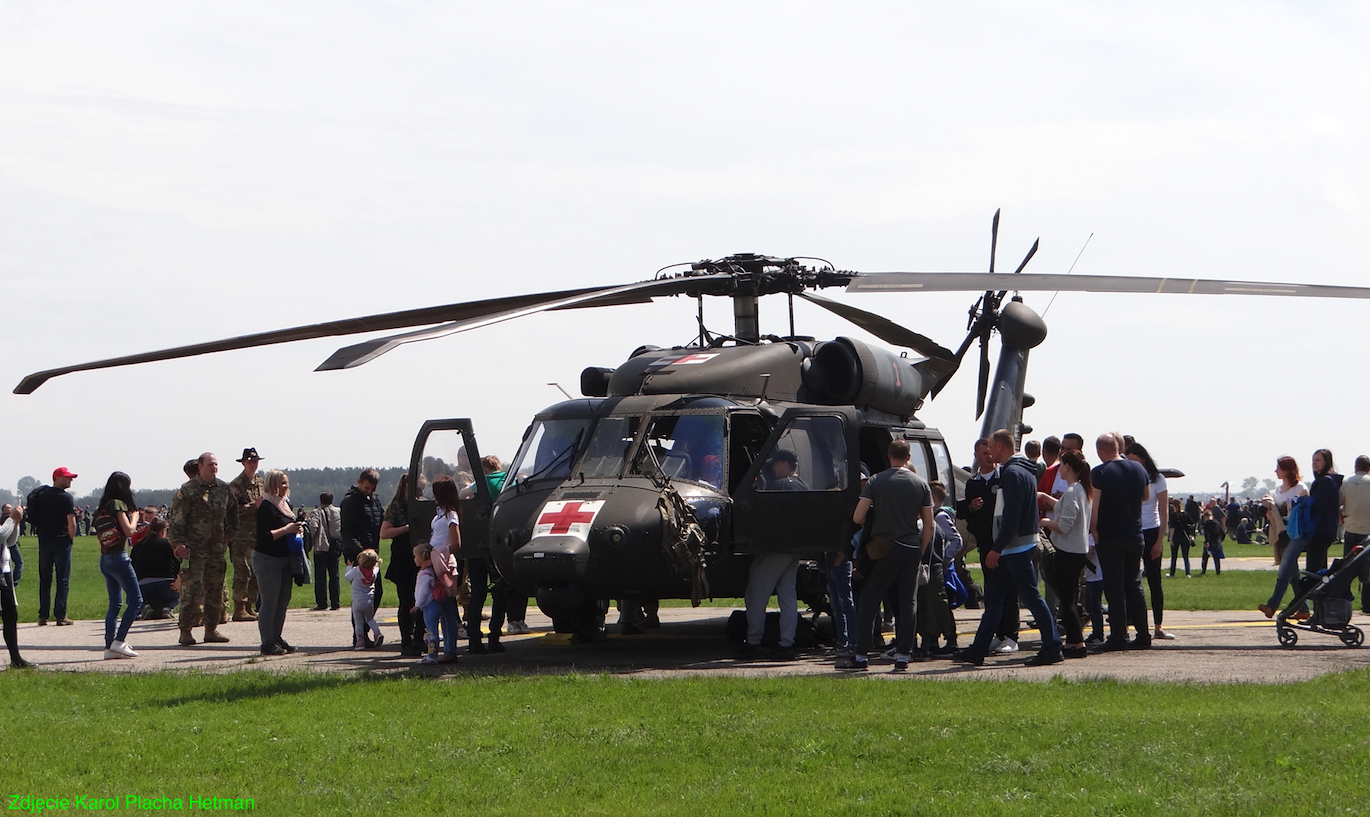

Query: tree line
[9,467,408,512]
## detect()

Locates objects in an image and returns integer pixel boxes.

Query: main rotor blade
[797,293,955,363]
[314,273,734,371]
[847,271,1370,299]
[15,275,730,393]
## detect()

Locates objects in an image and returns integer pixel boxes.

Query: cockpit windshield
[503,418,591,490]
[631,414,726,488]
[578,416,640,479]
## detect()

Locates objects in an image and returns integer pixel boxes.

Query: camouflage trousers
[178,540,228,631]
[230,536,257,608]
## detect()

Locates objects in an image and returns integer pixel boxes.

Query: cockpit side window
[755,416,848,493]
[728,413,770,494]
[578,416,640,479]
[632,414,725,488]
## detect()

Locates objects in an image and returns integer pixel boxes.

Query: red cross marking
[538,502,598,535]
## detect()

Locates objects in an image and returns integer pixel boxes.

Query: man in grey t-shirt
[844,439,934,671]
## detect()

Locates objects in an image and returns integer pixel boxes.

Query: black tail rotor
[931,210,1040,418]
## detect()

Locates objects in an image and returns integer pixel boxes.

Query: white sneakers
[989,637,1019,654]
[103,640,137,660]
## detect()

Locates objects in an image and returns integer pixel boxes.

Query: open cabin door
[731,406,861,555]
[407,419,492,559]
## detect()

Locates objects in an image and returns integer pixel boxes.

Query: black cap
[236,448,263,463]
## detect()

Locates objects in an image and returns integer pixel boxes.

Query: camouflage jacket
[169,477,239,547]
[228,471,265,542]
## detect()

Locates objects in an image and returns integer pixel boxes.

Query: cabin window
[755,415,848,492]
[414,428,475,500]
[930,440,955,504]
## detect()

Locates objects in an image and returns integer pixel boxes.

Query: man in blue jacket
[956,429,1062,667]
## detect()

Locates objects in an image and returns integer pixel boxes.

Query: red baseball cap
[52,466,78,480]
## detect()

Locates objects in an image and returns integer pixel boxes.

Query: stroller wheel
[1340,626,1364,648]
[1277,626,1298,648]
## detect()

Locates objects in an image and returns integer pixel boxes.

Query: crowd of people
[5,433,1370,673]
[1,447,531,667]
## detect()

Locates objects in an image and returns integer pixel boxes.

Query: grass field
[6,668,1370,815]
[11,535,1300,622]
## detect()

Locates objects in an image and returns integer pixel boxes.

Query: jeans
[1143,527,1164,630]
[978,547,1020,640]
[252,551,293,648]
[824,553,856,654]
[139,580,179,614]
[744,552,800,648]
[37,537,73,620]
[313,550,340,609]
[1086,581,1105,639]
[100,551,143,648]
[1096,535,1149,644]
[1049,550,1088,645]
[854,545,921,657]
[969,547,1061,658]
[1267,536,1309,613]
[1168,531,1191,575]
[7,545,21,585]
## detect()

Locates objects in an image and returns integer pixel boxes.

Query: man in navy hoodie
[957,429,1063,666]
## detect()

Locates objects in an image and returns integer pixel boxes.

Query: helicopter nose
[514,534,590,582]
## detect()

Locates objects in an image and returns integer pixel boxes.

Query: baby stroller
[1275,545,1369,648]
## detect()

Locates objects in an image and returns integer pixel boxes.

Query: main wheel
[1277,626,1298,648]
[1340,626,1364,648]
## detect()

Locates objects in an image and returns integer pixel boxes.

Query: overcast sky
[2,1,1368,498]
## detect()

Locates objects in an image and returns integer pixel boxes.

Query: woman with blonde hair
[254,469,301,655]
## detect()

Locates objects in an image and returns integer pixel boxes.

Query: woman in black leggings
[1126,442,1171,640]
[1305,449,1343,574]
[1,505,32,669]
[1167,497,1193,578]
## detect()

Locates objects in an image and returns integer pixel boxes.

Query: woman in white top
[1260,455,1310,619]
[0,505,30,668]
[1126,442,1171,640]
[1040,450,1091,659]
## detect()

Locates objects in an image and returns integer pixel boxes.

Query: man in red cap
[34,467,78,626]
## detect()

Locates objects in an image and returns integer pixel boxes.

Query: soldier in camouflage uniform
[171,452,239,646]
[227,448,265,622]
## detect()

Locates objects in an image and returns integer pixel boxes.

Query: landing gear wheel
[552,598,605,643]
[1277,626,1298,648]
[1340,626,1364,648]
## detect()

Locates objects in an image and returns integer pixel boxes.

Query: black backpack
[23,485,49,529]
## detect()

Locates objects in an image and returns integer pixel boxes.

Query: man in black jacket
[957,429,1063,666]
[956,439,1018,650]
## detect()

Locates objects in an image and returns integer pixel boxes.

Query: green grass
[6,669,1370,815]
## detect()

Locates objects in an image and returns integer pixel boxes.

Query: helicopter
[18,213,1370,640]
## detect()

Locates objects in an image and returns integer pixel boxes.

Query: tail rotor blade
[975,336,991,420]
[1011,238,1040,276]
[988,209,1000,276]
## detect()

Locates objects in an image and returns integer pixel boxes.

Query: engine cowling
[799,337,930,419]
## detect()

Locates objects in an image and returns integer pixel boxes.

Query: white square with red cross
[532,500,606,540]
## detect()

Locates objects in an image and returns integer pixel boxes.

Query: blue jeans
[824,553,856,653]
[100,551,143,647]
[969,547,1062,658]
[37,537,72,620]
[139,580,179,614]
[421,598,460,657]
[1267,536,1309,613]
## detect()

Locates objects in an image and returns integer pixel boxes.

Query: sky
[2,1,1368,498]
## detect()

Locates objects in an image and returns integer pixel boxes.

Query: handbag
[867,535,896,561]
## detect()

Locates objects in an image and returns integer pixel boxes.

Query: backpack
[23,485,49,529]
[1287,495,1314,541]
[93,508,125,554]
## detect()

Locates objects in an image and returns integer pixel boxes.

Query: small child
[411,544,458,665]
[344,549,384,650]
